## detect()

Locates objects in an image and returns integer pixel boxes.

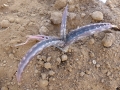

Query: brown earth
[0,0,120,90]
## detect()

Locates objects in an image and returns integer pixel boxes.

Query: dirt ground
[0,0,120,90]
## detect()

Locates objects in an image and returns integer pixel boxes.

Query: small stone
[56,57,61,65]
[50,12,62,24]
[41,73,47,79]
[54,0,67,9]
[107,71,111,76]
[39,79,48,88]
[89,38,95,45]
[38,61,44,66]
[18,26,25,31]
[35,70,38,74]
[96,64,100,68]
[86,70,91,75]
[80,72,85,77]
[69,13,76,20]
[69,5,75,12]
[44,62,51,69]
[89,51,95,58]
[15,18,21,24]
[41,55,47,61]
[102,33,115,47]
[47,57,51,62]
[68,0,74,4]
[8,17,15,23]
[91,11,103,21]
[9,53,14,59]
[61,54,68,61]
[1,86,8,90]
[81,13,86,18]
[101,79,104,83]
[37,55,42,60]
[92,60,96,65]
[0,20,10,28]
[49,70,55,76]
[80,6,86,11]
[39,26,48,34]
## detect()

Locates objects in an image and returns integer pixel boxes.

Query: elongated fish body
[60,5,68,41]
[16,38,64,82]
[65,23,117,46]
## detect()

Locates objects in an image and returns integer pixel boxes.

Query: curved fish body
[60,5,68,41]
[16,37,64,82]
[65,23,118,46]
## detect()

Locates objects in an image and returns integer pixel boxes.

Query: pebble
[80,72,85,77]
[61,54,68,61]
[68,0,74,4]
[41,73,47,79]
[15,18,21,24]
[8,17,15,23]
[37,55,42,60]
[0,20,10,28]
[39,26,48,34]
[69,13,76,20]
[69,5,75,12]
[81,13,86,18]
[56,57,61,65]
[50,12,62,24]
[89,51,95,58]
[92,60,97,65]
[41,55,47,61]
[49,70,55,76]
[54,0,67,9]
[44,62,51,69]
[89,38,95,45]
[86,70,91,75]
[1,87,8,90]
[9,53,14,59]
[91,11,103,21]
[39,79,48,88]
[18,26,25,31]
[107,71,111,76]
[102,33,115,47]
[96,64,100,68]
[47,57,51,62]
[34,70,39,74]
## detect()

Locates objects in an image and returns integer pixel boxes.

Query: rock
[102,33,115,47]
[80,72,85,77]
[61,54,68,61]
[91,11,103,21]
[81,13,86,18]
[68,0,75,4]
[89,38,95,45]
[49,70,55,76]
[41,73,47,79]
[39,26,48,34]
[54,0,67,9]
[69,5,75,12]
[56,57,61,65]
[0,20,10,28]
[92,60,97,65]
[44,62,51,69]
[47,57,51,62]
[8,17,15,23]
[1,87,8,90]
[39,79,48,88]
[69,13,76,20]
[50,12,62,24]
[96,64,100,68]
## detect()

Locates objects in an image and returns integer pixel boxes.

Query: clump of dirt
[0,0,120,90]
